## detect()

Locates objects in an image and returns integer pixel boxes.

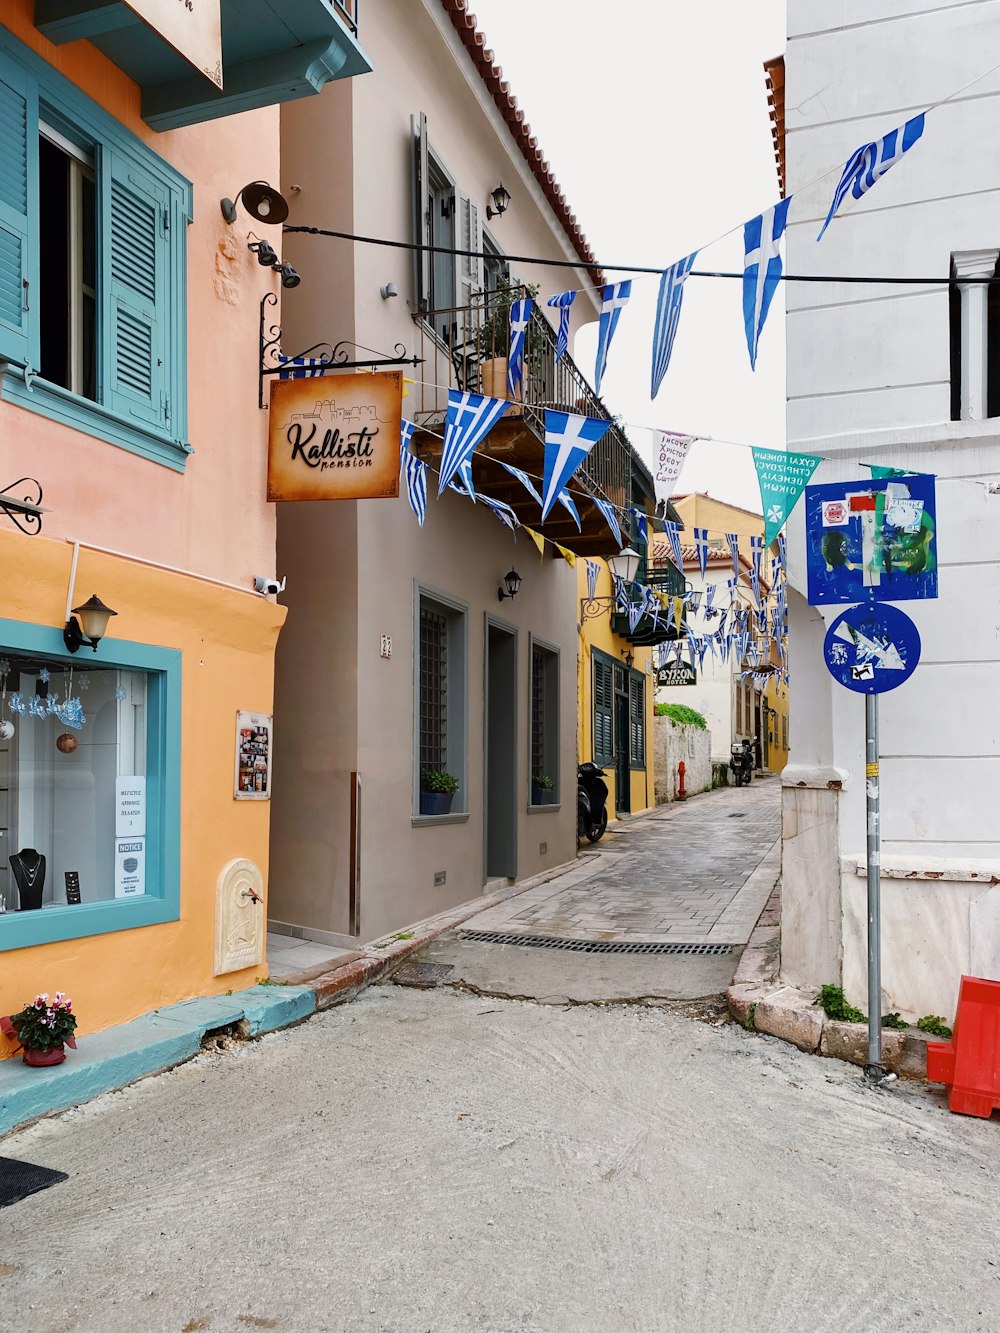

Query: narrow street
[2,785,997,1332]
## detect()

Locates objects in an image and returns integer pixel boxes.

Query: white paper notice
[116,777,146,838]
[115,840,146,898]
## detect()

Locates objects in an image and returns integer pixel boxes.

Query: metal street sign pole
[865,692,884,1081]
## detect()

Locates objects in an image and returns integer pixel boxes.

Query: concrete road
[1,986,998,1333]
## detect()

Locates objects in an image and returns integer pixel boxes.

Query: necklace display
[10,849,46,912]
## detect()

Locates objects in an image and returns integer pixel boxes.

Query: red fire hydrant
[677,760,687,801]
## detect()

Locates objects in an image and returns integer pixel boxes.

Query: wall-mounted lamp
[622,647,635,670]
[248,239,279,267]
[221,181,289,225]
[275,263,301,290]
[63,594,117,654]
[486,182,511,221]
[380,282,399,300]
[497,568,522,602]
[606,547,642,585]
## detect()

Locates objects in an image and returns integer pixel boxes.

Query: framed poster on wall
[235,712,272,801]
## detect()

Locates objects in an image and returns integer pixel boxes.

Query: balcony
[610,560,687,646]
[34,0,371,131]
[410,289,645,556]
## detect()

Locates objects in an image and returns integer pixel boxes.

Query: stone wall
[654,718,712,804]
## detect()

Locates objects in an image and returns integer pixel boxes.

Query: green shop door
[614,664,630,815]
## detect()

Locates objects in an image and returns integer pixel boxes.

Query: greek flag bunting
[704,582,716,616]
[612,574,628,612]
[497,460,542,509]
[480,495,519,531]
[507,299,533,398]
[651,253,698,399]
[628,599,644,635]
[278,353,325,380]
[818,114,925,241]
[585,560,600,603]
[438,391,509,496]
[541,410,611,521]
[631,508,649,548]
[595,281,631,394]
[593,497,622,547]
[663,521,684,573]
[547,290,576,363]
[399,418,415,458]
[457,457,476,501]
[726,532,740,578]
[693,527,709,578]
[743,199,791,371]
[558,489,582,531]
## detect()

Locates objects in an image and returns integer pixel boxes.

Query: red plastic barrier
[925,975,1000,1119]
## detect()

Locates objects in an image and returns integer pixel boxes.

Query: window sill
[411,812,470,828]
[0,364,191,472]
[527,803,562,814]
[0,895,178,953]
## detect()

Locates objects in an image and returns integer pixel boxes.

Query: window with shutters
[0,31,191,469]
[628,671,645,770]
[414,587,468,818]
[529,638,559,804]
[592,651,614,768]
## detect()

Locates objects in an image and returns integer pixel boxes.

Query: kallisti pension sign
[267,372,402,502]
[124,0,223,88]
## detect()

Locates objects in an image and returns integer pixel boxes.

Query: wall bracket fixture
[0,478,46,535]
[258,293,424,408]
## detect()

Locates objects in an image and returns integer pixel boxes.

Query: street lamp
[63,594,117,654]
[607,547,641,585]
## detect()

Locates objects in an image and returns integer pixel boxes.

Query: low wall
[654,718,712,803]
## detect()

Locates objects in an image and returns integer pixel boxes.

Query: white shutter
[411,112,430,311]
[455,192,483,310]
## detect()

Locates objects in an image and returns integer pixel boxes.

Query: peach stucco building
[0,2,369,1051]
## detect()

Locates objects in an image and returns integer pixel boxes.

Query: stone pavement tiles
[466,781,780,945]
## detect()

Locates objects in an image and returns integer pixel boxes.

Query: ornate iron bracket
[0,478,45,535]
[258,292,423,408]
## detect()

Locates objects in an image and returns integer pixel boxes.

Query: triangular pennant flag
[524,526,546,559]
[497,460,543,507]
[457,457,476,501]
[628,600,644,634]
[585,560,600,603]
[818,114,925,241]
[402,452,427,526]
[750,534,763,607]
[751,447,822,545]
[547,290,576,363]
[595,281,631,394]
[399,419,416,457]
[593,497,622,547]
[673,596,683,635]
[653,430,697,503]
[554,543,576,568]
[664,521,684,573]
[480,495,519,531]
[439,391,509,496]
[865,464,913,479]
[651,253,698,398]
[693,527,709,578]
[705,583,716,615]
[508,298,533,397]
[726,533,740,578]
[558,489,582,531]
[612,574,628,612]
[541,411,610,521]
[632,508,649,548]
[743,199,791,371]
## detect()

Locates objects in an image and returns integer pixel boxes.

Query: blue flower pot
[420,790,454,816]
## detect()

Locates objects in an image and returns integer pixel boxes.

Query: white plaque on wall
[123,0,223,89]
[115,839,146,898]
[116,777,147,837]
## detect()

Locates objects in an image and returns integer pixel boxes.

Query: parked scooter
[578,762,610,843]
[729,740,754,787]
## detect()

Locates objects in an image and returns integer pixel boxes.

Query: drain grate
[728,813,747,818]
[457,930,737,957]
[391,961,455,988]
[0,1156,67,1210]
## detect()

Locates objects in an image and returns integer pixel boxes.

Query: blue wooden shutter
[104,148,168,429]
[594,657,613,766]
[0,54,37,367]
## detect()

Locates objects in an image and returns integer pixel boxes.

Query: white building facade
[782,1,1000,1022]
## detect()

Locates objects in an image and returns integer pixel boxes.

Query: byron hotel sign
[267,372,402,502]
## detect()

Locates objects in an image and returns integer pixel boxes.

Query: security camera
[253,576,286,596]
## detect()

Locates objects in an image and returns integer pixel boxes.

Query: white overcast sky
[468,0,786,512]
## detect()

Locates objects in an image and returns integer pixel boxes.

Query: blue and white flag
[612,574,628,612]
[704,582,716,616]
[585,560,600,603]
[399,418,416,458]
[726,532,740,578]
[818,114,925,241]
[278,353,325,380]
[743,199,791,371]
[456,457,476,501]
[403,453,427,526]
[593,497,622,547]
[595,281,631,394]
[750,534,763,605]
[651,252,697,399]
[558,489,582,531]
[541,410,610,521]
[497,460,542,509]
[481,495,519,531]
[438,391,509,496]
[627,600,644,635]
[631,508,649,549]
[693,527,709,578]
[508,299,533,397]
[547,290,576,364]
[664,520,684,573]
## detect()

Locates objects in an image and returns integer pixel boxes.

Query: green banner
[752,448,822,546]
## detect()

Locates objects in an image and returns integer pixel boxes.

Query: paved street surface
[2,987,998,1333]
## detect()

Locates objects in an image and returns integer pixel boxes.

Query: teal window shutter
[0,54,37,367]
[594,655,614,767]
[103,147,168,430]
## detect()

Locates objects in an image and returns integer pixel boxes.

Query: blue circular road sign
[823,601,921,694]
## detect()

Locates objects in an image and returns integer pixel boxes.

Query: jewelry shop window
[0,625,180,952]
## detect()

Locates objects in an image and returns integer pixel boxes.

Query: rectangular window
[592,653,614,767]
[782,713,788,750]
[0,32,191,467]
[0,620,180,953]
[629,671,645,769]
[415,590,467,815]
[530,640,559,804]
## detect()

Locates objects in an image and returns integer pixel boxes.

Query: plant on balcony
[1,991,78,1067]
[420,767,459,816]
[476,277,541,400]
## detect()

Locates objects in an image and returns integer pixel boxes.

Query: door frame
[613,662,630,815]
[483,614,518,884]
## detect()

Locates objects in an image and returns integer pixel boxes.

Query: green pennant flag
[866,464,910,479]
[751,448,822,546]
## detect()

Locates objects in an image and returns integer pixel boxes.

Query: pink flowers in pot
[2,991,78,1064]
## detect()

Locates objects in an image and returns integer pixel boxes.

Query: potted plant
[420,768,459,816]
[1,992,77,1067]
[531,775,557,806]
[476,277,540,410]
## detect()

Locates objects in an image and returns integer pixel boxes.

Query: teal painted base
[0,984,315,1139]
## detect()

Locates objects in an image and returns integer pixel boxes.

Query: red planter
[22,1044,66,1067]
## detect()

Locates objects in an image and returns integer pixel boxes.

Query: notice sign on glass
[124,1,223,88]
[115,840,146,899]
[267,371,402,503]
[115,776,146,838]
[235,711,272,801]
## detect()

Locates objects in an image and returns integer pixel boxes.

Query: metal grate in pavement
[457,930,737,957]
[391,961,455,988]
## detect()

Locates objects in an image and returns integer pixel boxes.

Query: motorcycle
[729,742,754,787]
[578,762,610,843]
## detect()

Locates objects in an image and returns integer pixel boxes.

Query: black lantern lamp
[275,263,301,289]
[221,181,290,226]
[498,568,522,602]
[64,595,117,654]
[486,182,511,220]
[248,239,279,267]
